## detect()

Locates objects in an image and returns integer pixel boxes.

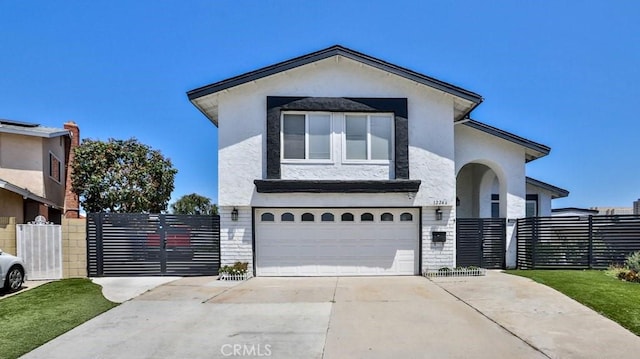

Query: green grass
[505,270,640,336]
[0,278,118,359]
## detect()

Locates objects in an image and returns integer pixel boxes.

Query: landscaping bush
[219,261,248,275]
[624,251,640,272]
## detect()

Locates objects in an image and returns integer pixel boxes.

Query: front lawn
[0,278,118,359]
[505,270,640,336]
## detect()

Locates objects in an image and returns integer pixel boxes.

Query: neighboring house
[634,199,640,215]
[0,120,80,224]
[552,207,599,217]
[188,45,568,275]
[591,206,634,215]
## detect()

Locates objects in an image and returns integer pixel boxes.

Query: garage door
[255,208,419,276]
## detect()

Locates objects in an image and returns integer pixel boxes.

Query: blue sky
[1,1,638,209]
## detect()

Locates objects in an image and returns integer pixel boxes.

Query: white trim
[342,113,394,164]
[281,111,333,162]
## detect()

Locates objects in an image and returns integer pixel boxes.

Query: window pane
[345,115,367,160]
[283,114,305,159]
[381,212,394,221]
[526,201,537,217]
[261,213,274,222]
[361,213,374,222]
[400,213,413,221]
[341,213,354,221]
[301,213,314,222]
[281,213,294,222]
[321,213,334,222]
[491,203,500,218]
[370,115,392,160]
[308,114,330,159]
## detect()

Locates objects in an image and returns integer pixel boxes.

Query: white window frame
[280,111,333,163]
[48,151,62,184]
[342,113,394,164]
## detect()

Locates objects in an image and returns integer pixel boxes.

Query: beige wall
[0,217,87,278]
[42,136,66,206]
[0,217,17,255]
[61,218,87,278]
[0,189,24,224]
[0,133,45,197]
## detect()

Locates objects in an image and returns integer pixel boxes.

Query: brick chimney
[63,121,80,218]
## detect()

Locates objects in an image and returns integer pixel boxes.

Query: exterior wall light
[231,207,239,221]
[435,207,443,221]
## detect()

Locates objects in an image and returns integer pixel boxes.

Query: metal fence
[517,215,640,269]
[87,213,220,276]
[456,218,506,269]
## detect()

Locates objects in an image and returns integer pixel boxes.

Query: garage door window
[321,213,334,222]
[381,213,394,221]
[400,212,413,221]
[281,212,295,222]
[361,213,374,222]
[341,213,354,221]
[261,213,275,222]
[301,213,315,222]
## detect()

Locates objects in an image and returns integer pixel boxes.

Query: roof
[187,45,483,125]
[552,207,599,214]
[462,119,550,162]
[526,177,569,199]
[0,119,70,138]
[0,178,62,209]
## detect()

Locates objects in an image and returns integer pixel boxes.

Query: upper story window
[282,113,331,161]
[49,152,61,183]
[345,114,393,162]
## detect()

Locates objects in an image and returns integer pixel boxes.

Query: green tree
[71,138,177,213]
[171,193,218,215]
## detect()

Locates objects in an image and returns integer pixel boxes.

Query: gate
[17,220,63,280]
[87,213,220,276]
[456,218,506,269]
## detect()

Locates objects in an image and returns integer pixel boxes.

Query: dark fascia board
[463,119,550,159]
[187,45,483,104]
[254,179,421,193]
[526,177,569,199]
[551,207,599,214]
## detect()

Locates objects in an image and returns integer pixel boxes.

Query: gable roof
[187,45,483,125]
[526,177,569,199]
[462,119,550,162]
[0,119,70,138]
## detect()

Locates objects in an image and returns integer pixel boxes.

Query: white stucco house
[187,45,568,276]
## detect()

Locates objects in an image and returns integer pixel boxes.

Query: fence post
[531,218,538,269]
[588,215,593,269]
[159,214,167,274]
[95,213,104,276]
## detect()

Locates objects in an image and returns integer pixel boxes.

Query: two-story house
[188,45,567,276]
[0,120,80,224]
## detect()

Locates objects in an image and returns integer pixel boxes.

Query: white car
[0,249,25,293]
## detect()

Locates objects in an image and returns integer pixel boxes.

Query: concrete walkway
[91,276,183,303]
[21,273,640,358]
[431,271,640,359]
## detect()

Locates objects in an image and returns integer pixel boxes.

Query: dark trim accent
[266,96,409,179]
[462,120,551,160]
[418,207,422,275]
[526,177,570,199]
[526,194,539,201]
[551,207,599,215]
[254,179,421,193]
[187,45,483,103]
[251,208,257,277]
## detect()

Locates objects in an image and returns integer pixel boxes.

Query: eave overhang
[526,177,569,199]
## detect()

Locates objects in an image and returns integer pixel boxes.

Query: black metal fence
[517,215,640,269]
[457,218,506,269]
[88,213,220,276]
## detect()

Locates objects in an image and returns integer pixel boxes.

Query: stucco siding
[0,133,45,196]
[0,190,24,224]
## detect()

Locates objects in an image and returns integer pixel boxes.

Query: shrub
[625,251,640,273]
[219,262,248,275]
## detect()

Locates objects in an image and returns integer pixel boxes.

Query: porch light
[435,207,443,221]
[231,207,239,221]
[456,197,460,206]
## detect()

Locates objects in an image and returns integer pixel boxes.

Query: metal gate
[17,221,63,280]
[87,213,220,276]
[456,218,506,269]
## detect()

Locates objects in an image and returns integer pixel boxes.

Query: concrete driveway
[22,273,640,359]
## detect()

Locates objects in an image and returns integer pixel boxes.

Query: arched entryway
[455,162,506,269]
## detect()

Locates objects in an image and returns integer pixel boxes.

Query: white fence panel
[16,223,63,280]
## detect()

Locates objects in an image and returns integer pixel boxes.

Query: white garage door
[255,208,419,276]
